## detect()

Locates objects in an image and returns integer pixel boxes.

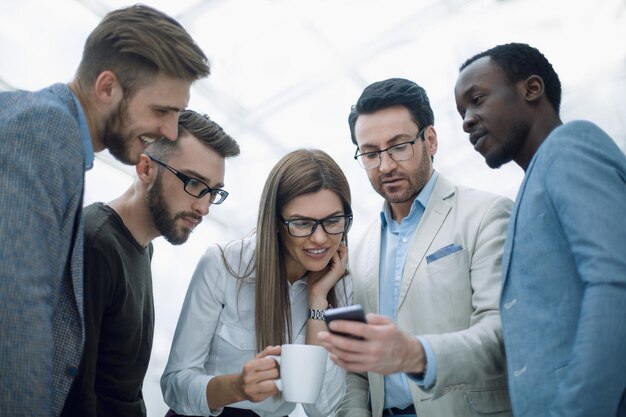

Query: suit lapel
[501,158,536,289]
[398,176,453,309]
[364,223,382,313]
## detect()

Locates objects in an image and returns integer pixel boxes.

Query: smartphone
[324,304,367,339]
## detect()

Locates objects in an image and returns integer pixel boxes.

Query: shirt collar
[69,89,94,171]
[380,170,439,227]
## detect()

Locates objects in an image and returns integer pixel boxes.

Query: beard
[372,140,433,204]
[484,120,530,169]
[147,172,201,245]
[100,99,136,165]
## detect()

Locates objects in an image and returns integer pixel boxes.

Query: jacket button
[67,366,79,377]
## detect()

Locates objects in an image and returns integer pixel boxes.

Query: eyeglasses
[279,214,353,238]
[144,153,229,205]
[354,126,428,169]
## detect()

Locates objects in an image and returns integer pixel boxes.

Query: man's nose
[378,151,397,173]
[160,113,180,141]
[463,112,477,133]
[191,194,211,216]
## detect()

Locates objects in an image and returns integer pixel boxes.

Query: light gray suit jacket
[501,120,626,417]
[0,84,85,416]
[338,174,513,417]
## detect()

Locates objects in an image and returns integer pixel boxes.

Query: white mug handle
[267,355,282,391]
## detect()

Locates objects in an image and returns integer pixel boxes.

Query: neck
[388,200,413,223]
[516,115,563,171]
[108,184,159,247]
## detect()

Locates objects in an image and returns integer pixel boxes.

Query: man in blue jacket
[0,5,209,416]
[454,42,626,417]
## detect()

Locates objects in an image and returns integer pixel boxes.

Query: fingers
[318,318,402,373]
[365,313,392,325]
[242,379,279,402]
[239,355,281,402]
[337,243,349,262]
[319,333,375,372]
[256,345,281,358]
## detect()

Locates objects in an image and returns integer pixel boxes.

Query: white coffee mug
[269,344,328,403]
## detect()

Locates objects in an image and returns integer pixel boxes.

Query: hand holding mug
[268,344,328,403]
[236,345,281,403]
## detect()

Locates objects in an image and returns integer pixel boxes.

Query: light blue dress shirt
[379,171,438,411]
[70,89,94,170]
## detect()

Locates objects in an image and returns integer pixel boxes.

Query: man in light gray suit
[319,78,512,416]
[0,5,209,416]
[454,42,626,416]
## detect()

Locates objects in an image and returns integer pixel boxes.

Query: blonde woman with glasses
[162,149,353,417]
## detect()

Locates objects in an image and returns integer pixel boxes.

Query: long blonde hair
[254,149,352,351]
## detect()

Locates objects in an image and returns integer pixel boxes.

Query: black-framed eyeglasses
[279,214,353,238]
[354,125,428,169]
[144,153,229,205]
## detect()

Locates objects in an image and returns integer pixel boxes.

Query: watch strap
[308,308,326,320]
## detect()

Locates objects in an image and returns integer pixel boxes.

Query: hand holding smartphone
[323,304,366,339]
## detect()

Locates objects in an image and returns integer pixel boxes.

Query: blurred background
[2,0,625,415]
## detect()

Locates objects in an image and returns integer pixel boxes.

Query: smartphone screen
[324,305,366,339]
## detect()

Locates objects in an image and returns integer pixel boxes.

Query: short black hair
[460,42,562,113]
[348,78,434,146]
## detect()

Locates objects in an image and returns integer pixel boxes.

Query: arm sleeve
[70,237,118,415]
[544,125,626,416]
[0,105,81,414]
[337,371,372,417]
[301,274,352,417]
[420,196,512,399]
[160,247,227,416]
[407,336,437,389]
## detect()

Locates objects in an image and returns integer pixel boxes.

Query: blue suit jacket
[0,84,85,416]
[501,120,626,417]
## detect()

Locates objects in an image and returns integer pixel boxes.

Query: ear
[424,125,438,157]
[522,75,545,104]
[93,70,123,106]
[135,153,157,184]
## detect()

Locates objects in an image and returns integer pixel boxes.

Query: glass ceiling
[1,0,625,414]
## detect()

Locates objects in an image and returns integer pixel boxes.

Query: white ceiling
[2,0,625,415]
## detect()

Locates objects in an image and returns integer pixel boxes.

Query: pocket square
[426,244,463,264]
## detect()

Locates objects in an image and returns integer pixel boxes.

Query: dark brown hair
[75,4,209,97]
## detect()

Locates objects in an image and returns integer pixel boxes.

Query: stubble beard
[100,99,136,165]
[373,141,433,205]
[485,119,529,169]
[147,172,192,246]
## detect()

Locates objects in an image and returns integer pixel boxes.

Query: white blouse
[161,235,350,417]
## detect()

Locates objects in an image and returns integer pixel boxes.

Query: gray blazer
[339,174,513,417]
[501,120,626,417]
[0,83,85,416]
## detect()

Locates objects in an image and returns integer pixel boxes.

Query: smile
[305,247,328,255]
[140,135,157,146]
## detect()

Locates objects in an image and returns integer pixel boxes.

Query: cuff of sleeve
[406,336,436,389]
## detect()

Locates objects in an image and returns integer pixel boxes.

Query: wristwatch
[308,308,326,320]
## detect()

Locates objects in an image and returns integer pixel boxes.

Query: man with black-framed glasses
[319,78,513,417]
[61,110,240,417]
